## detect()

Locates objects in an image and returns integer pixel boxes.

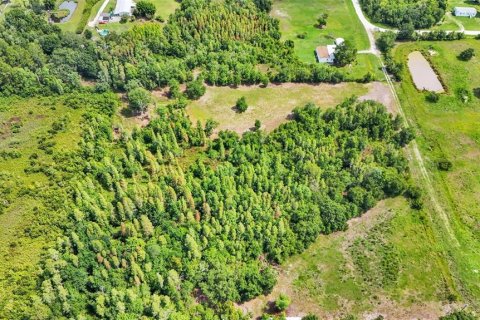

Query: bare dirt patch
[359,82,396,114]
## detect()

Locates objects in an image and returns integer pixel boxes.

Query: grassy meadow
[271,0,370,63]
[394,39,480,308]
[185,83,370,134]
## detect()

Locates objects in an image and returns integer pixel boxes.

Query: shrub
[425,91,440,103]
[458,48,475,61]
[275,294,290,311]
[127,87,151,114]
[437,159,453,171]
[120,15,128,23]
[235,96,248,113]
[134,0,156,19]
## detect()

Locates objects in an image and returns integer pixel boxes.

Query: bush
[275,294,290,311]
[425,91,440,103]
[437,159,453,171]
[458,48,475,61]
[235,96,248,113]
[134,0,156,19]
[120,15,128,23]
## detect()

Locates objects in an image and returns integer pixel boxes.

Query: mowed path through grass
[272,0,370,63]
[394,40,480,307]
[186,83,370,135]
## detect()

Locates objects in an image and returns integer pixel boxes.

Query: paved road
[88,0,110,27]
[351,0,459,244]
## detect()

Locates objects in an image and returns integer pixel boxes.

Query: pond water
[408,51,444,93]
[58,1,77,23]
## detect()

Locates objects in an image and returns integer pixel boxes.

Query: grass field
[0,97,84,313]
[271,0,370,63]
[186,83,371,135]
[393,39,480,309]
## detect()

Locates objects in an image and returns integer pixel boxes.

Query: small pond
[408,51,444,93]
[58,1,77,23]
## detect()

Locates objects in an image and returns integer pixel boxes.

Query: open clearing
[394,39,480,309]
[186,82,393,135]
[240,198,457,319]
[272,0,370,63]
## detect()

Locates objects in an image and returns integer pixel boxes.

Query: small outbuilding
[454,7,477,18]
[316,38,344,63]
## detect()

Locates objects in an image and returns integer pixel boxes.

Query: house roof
[316,46,330,59]
[114,0,134,15]
[454,7,477,15]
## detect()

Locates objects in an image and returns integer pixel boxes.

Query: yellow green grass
[271,0,370,63]
[394,39,480,308]
[186,83,370,134]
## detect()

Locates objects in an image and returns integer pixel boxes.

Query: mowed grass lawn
[186,83,369,135]
[394,40,480,306]
[272,0,370,63]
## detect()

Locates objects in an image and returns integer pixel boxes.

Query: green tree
[185,79,206,100]
[253,0,272,12]
[128,87,151,114]
[44,0,55,10]
[334,41,357,67]
[376,31,397,54]
[134,0,156,19]
[235,96,248,113]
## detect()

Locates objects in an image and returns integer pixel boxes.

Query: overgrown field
[241,198,456,318]
[394,39,480,307]
[0,96,85,313]
[272,0,370,62]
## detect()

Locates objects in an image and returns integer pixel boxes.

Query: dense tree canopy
[359,0,447,28]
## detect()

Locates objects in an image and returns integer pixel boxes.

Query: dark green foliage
[316,13,328,29]
[303,314,319,320]
[334,41,357,67]
[437,159,453,171]
[426,91,440,103]
[359,0,446,28]
[397,23,416,41]
[134,0,156,19]
[440,311,477,320]
[376,31,396,54]
[236,96,248,113]
[253,0,273,13]
[185,79,206,100]
[44,0,55,10]
[458,48,475,61]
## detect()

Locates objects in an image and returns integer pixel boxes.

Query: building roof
[114,0,134,15]
[316,46,330,59]
[454,7,477,15]
[335,38,345,45]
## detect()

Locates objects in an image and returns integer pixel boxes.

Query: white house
[316,38,345,64]
[113,0,135,16]
[454,7,477,18]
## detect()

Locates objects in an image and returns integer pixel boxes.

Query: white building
[454,7,477,18]
[113,0,135,16]
[316,38,345,64]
